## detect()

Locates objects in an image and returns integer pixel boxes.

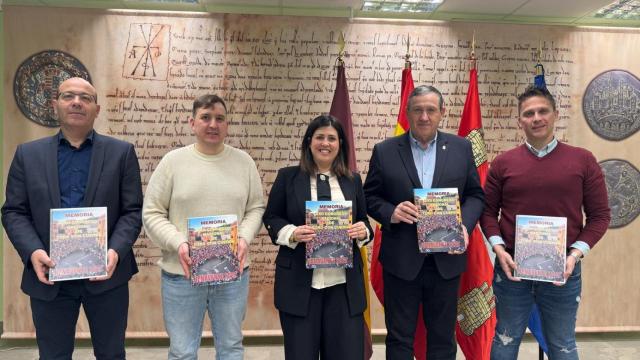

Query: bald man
[2,77,143,360]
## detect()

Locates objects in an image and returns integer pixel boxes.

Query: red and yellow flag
[369,65,429,360]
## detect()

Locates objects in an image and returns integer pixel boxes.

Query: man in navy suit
[364,85,484,360]
[2,77,143,360]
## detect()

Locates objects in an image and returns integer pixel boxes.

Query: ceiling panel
[204,0,361,6]
[437,0,528,15]
[281,0,361,6]
[204,0,280,5]
[2,0,638,27]
[511,0,614,17]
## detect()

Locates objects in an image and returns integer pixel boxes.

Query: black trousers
[383,256,461,360]
[279,283,364,360]
[30,281,129,360]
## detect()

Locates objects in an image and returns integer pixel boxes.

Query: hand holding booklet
[188,215,240,286]
[305,200,353,269]
[49,207,108,281]
[514,215,567,283]
[414,188,465,253]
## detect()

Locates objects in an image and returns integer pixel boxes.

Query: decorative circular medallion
[582,70,640,141]
[599,159,640,228]
[13,50,91,127]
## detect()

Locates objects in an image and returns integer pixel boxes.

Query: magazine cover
[514,215,567,283]
[414,188,465,253]
[305,200,353,269]
[49,207,108,281]
[188,214,240,286]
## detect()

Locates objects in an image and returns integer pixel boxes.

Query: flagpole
[405,33,411,69]
[535,37,546,360]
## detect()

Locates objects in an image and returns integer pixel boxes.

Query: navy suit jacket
[263,166,373,317]
[364,131,484,281]
[2,132,143,301]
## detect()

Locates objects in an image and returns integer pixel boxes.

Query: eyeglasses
[58,91,96,104]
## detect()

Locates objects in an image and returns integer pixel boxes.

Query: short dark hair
[192,94,227,116]
[407,85,444,111]
[517,86,556,113]
[299,114,352,179]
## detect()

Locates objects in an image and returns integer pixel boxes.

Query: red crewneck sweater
[480,142,610,251]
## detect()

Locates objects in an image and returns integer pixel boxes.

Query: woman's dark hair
[299,114,352,179]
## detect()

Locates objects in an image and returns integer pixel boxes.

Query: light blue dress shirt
[409,131,437,188]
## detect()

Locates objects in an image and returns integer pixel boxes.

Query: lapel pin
[442,145,446,150]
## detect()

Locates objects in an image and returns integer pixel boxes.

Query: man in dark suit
[364,85,484,359]
[2,77,143,360]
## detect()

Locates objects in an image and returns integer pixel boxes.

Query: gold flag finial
[337,31,346,64]
[469,31,477,70]
[471,30,476,56]
[404,33,412,69]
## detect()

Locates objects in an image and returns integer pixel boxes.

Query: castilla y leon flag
[329,60,373,360]
[455,65,497,360]
[369,64,429,360]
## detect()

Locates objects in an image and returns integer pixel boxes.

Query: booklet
[305,200,353,269]
[514,215,567,283]
[414,188,465,253]
[188,214,240,286]
[49,207,108,281]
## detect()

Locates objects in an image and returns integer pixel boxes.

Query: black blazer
[364,131,484,281]
[2,132,143,301]
[263,166,373,317]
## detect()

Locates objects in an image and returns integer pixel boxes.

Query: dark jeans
[491,262,582,360]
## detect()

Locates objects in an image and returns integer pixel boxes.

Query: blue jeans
[491,262,582,360]
[161,269,249,360]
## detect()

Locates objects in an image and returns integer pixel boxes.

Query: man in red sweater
[480,86,610,360]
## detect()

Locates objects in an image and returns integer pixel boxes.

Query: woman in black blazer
[263,115,373,360]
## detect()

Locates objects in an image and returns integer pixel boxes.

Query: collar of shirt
[309,172,346,202]
[525,137,558,158]
[57,130,95,149]
[409,130,438,151]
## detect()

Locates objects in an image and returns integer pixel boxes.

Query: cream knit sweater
[143,144,265,275]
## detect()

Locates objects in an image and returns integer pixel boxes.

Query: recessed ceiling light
[594,0,640,20]
[361,0,444,13]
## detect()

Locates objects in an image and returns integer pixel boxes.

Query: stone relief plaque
[13,50,92,127]
[583,70,640,141]
[599,159,640,228]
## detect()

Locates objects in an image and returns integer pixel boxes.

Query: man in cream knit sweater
[143,94,265,360]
